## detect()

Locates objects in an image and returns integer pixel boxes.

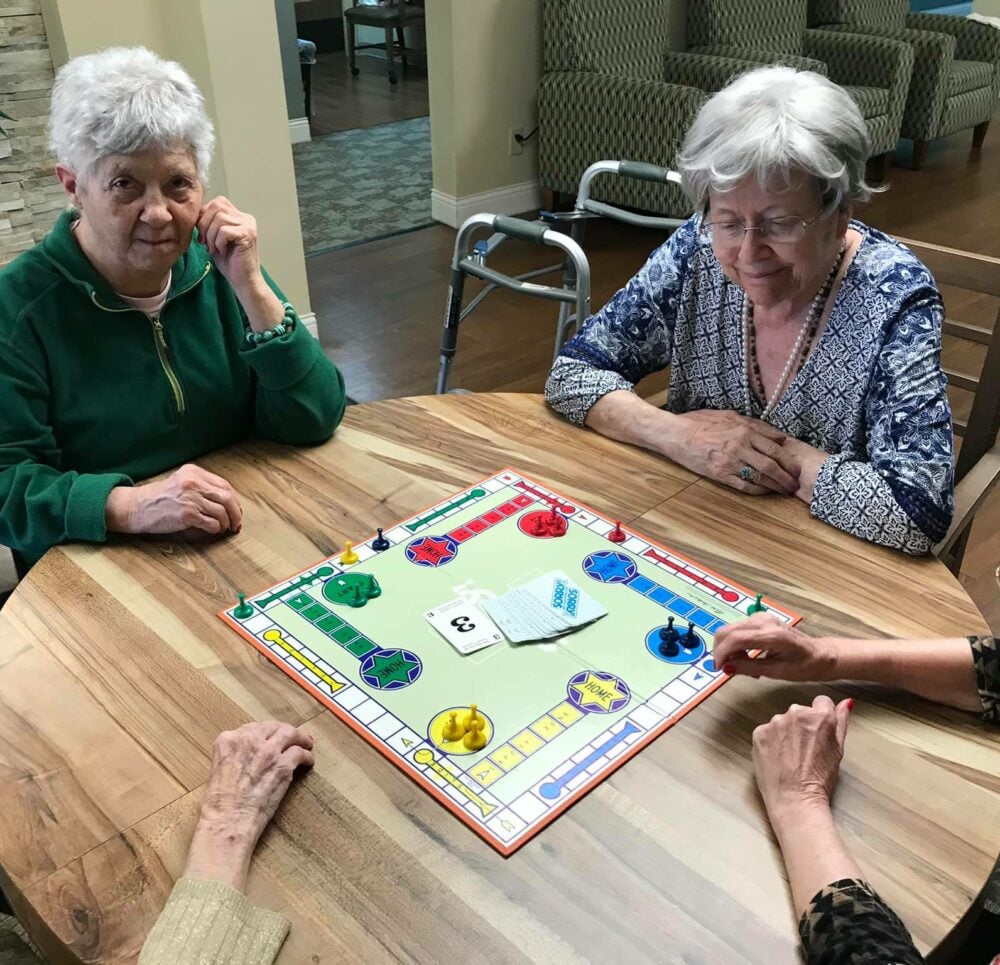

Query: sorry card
[219,469,800,855]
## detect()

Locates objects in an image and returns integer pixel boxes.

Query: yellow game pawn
[462,703,483,731]
[441,711,464,742]
[463,719,487,751]
[340,540,359,565]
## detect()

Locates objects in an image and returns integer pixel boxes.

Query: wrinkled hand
[198,721,315,842]
[753,695,851,822]
[106,464,243,536]
[197,196,263,293]
[774,435,829,504]
[669,409,800,495]
[713,614,837,680]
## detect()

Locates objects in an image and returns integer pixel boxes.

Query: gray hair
[49,46,215,184]
[678,66,878,213]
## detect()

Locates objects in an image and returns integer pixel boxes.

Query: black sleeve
[799,878,924,965]
[968,636,1000,724]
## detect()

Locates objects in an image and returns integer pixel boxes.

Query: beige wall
[427,0,542,199]
[39,0,311,312]
[973,0,1000,17]
[426,0,688,203]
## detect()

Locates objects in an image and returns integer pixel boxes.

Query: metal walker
[435,160,688,394]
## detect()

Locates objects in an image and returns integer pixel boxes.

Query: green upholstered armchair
[687,0,914,167]
[539,0,826,216]
[810,0,1000,168]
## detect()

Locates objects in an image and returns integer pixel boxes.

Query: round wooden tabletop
[1,393,997,964]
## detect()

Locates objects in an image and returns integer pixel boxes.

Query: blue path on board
[582,551,727,633]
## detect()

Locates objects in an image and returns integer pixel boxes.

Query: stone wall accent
[0,0,62,265]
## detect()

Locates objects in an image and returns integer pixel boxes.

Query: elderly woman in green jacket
[0,46,346,571]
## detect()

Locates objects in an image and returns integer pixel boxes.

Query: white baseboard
[301,311,318,338]
[431,180,543,228]
[289,118,312,145]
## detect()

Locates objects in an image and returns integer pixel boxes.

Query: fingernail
[846,698,855,712]
[723,662,735,675]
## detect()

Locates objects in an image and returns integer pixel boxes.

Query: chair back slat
[943,368,980,394]
[944,318,992,345]
[897,237,1000,297]
[895,237,1000,484]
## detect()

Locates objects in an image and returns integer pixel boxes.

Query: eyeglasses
[700,205,827,247]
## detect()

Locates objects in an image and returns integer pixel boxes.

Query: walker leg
[437,266,467,393]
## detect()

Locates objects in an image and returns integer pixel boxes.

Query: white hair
[678,66,878,213]
[49,46,215,183]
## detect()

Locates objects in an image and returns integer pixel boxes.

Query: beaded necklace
[743,242,846,420]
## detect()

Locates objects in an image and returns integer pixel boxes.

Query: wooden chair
[897,238,1000,575]
[344,0,424,85]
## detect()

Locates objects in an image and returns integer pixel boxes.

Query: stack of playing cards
[482,570,608,644]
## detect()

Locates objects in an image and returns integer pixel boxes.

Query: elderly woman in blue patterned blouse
[545,66,954,555]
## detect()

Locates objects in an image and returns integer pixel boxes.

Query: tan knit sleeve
[139,877,290,965]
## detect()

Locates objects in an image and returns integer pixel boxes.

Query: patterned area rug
[293,116,433,256]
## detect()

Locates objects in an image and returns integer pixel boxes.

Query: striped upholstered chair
[687,0,914,173]
[810,0,1000,169]
[539,0,829,217]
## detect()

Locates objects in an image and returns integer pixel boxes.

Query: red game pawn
[609,520,626,543]
[548,509,568,537]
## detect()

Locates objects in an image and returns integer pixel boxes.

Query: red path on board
[514,480,575,514]
[643,548,741,603]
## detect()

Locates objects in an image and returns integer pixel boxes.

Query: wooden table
[1,393,997,964]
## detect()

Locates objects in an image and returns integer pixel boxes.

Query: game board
[220,469,801,855]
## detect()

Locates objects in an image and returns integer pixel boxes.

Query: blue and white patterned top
[544,217,954,555]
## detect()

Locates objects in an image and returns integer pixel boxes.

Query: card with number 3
[424,597,505,654]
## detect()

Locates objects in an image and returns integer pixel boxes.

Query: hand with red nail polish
[713,613,836,681]
[752,695,852,824]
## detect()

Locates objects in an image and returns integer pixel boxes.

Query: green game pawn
[348,583,368,608]
[365,574,382,599]
[747,592,767,615]
[233,593,254,619]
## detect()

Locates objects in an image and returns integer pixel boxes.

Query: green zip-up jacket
[0,209,347,569]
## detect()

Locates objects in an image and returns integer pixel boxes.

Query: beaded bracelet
[245,302,296,346]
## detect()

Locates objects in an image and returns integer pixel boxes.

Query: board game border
[219,467,802,857]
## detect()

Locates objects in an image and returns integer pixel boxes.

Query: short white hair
[49,46,215,183]
[678,66,877,213]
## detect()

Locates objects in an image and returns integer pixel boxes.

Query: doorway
[282,0,433,256]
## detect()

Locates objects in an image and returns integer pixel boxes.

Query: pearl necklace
[742,243,846,420]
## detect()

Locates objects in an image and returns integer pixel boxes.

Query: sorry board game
[220,469,800,855]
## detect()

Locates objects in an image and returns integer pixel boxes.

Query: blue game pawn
[658,617,680,657]
[681,622,699,649]
[371,527,390,552]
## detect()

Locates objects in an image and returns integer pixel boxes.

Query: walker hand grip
[618,161,679,184]
[492,215,550,244]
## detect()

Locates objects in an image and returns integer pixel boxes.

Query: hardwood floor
[307,120,1000,631]
[307,50,428,136]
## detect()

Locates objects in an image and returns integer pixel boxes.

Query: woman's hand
[752,695,852,825]
[752,697,864,914]
[184,721,315,890]
[197,196,285,332]
[197,721,315,841]
[713,614,837,680]
[197,196,264,293]
[105,464,243,536]
[775,435,829,504]
[667,409,801,495]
